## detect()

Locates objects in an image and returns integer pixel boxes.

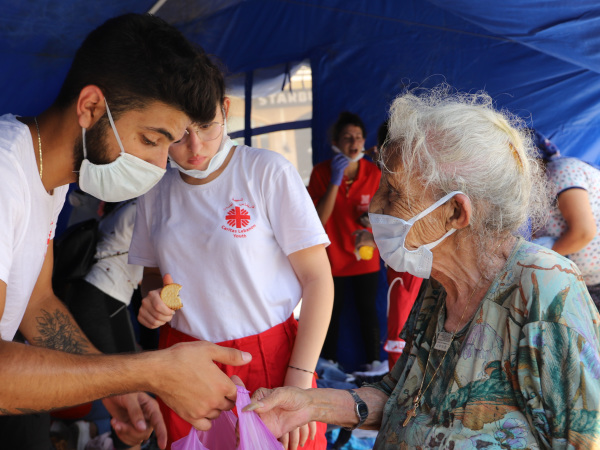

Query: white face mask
[332,145,364,163]
[368,191,465,279]
[170,116,233,179]
[78,99,166,202]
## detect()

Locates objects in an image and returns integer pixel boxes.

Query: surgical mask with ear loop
[78,99,166,202]
[368,191,465,279]
[169,110,234,179]
[332,145,364,163]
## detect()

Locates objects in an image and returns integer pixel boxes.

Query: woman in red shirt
[308,112,382,365]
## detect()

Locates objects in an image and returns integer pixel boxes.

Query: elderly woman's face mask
[368,191,465,279]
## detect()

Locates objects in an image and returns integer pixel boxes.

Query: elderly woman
[245,86,600,448]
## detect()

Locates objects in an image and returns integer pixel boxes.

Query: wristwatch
[344,389,369,431]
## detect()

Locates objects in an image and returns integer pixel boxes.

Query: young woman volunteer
[128,63,332,449]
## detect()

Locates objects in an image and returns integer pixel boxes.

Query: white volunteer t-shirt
[129,145,330,342]
[0,114,68,340]
[85,199,143,305]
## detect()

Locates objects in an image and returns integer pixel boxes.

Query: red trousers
[157,316,327,449]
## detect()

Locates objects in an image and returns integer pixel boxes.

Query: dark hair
[376,120,389,148]
[331,111,366,143]
[54,13,224,124]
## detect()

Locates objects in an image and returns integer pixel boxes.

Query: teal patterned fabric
[371,238,600,449]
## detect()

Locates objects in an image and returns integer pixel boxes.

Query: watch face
[357,401,369,419]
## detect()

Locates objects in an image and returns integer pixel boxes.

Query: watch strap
[344,389,369,431]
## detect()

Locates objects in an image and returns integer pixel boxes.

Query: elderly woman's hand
[243,386,315,446]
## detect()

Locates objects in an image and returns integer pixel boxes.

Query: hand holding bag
[172,385,283,450]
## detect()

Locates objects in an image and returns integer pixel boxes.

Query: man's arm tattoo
[32,309,90,354]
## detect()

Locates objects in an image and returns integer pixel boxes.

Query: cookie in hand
[160,283,183,311]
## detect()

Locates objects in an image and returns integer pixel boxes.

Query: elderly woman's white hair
[381,84,550,247]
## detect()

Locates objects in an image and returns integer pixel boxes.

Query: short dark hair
[331,111,366,143]
[376,120,389,148]
[54,13,224,124]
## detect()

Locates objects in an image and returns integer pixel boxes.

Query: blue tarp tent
[2,0,600,165]
[3,0,600,369]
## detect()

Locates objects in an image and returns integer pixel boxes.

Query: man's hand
[152,341,252,431]
[103,392,167,449]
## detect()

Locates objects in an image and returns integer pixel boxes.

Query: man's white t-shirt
[129,145,330,343]
[0,115,68,340]
[85,199,143,305]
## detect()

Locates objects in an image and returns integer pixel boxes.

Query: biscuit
[160,283,183,311]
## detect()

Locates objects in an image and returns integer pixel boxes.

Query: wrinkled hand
[153,341,252,431]
[330,153,350,186]
[357,212,371,228]
[243,386,314,444]
[353,229,376,251]
[138,274,176,329]
[103,392,166,449]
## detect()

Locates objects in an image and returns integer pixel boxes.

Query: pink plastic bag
[172,385,282,450]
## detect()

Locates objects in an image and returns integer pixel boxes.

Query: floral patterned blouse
[370,238,600,449]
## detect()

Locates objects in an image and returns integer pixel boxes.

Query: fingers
[139,394,167,450]
[138,291,174,328]
[111,418,152,447]
[251,387,273,402]
[288,427,300,450]
[123,394,147,433]
[308,421,317,442]
[163,273,174,285]
[298,423,309,447]
[191,417,213,432]
[209,344,252,367]
[231,375,245,387]
[204,409,223,421]
[243,387,281,413]
[280,432,290,450]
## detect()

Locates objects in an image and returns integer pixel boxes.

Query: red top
[308,158,382,276]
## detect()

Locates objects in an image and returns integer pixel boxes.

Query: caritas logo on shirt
[357,194,371,213]
[221,198,256,238]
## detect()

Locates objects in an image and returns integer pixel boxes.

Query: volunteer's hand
[151,341,252,431]
[103,392,167,449]
[330,153,350,186]
[138,273,176,329]
[279,421,315,450]
[364,145,380,164]
[353,229,376,252]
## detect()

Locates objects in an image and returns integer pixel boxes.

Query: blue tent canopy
[2,0,599,165]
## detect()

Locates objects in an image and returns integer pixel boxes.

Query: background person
[531,130,600,310]
[63,199,141,355]
[244,86,600,448]
[308,112,382,368]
